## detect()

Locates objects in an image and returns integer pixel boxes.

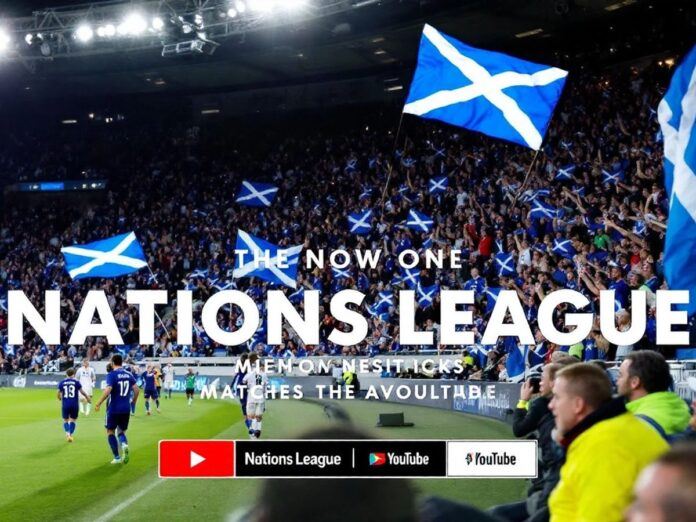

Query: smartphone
[528,376,541,394]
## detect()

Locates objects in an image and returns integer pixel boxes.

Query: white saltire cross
[403,24,567,150]
[61,232,147,279]
[236,181,278,207]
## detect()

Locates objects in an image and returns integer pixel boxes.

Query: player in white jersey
[162,363,175,399]
[242,353,268,439]
[75,359,96,416]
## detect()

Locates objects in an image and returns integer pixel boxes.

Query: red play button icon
[159,440,235,478]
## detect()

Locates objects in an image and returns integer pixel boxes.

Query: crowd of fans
[0,57,686,375]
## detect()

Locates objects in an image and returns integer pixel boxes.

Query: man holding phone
[490,360,576,522]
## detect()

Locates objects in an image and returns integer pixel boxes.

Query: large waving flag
[61,232,147,280]
[232,230,303,289]
[235,181,279,207]
[658,44,696,315]
[403,24,567,150]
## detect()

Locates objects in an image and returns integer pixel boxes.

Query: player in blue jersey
[57,368,91,443]
[141,364,161,415]
[94,354,140,464]
[231,353,251,431]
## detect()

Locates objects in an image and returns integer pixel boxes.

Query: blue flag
[401,266,421,289]
[417,284,439,308]
[232,230,303,289]
[494,253,516,277]
[485,287,501,314]
[529,199,557,220]
[658,44,696,315]
[601,167,624,185]
[61,232,147,280]
[406,209,434,232]
[348,209,372,234]
[404,24,567,150]
[235,181,279,207]
[429,176,448,194]
[375,291,395,313]
[555,164,576,181]
[505,339,526,383]
[552,238,576,259]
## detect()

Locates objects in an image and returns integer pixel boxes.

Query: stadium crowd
[0,57,686,375]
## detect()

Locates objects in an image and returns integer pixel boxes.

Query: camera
[528,375,541,394]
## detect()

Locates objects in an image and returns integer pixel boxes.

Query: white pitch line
[94,478,163,522]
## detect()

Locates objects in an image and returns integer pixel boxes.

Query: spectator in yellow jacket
[617,351,691,437]
[548,363,669,522]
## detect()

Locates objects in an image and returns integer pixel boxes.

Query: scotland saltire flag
[232,230,303,289]
[494,252,516,277]
[505,338,526,383]
[402,266,421,289]
[403,24,567,150]
[332,266,351,279]
[288,286,305,304]
[633,220,647,236]
[601,167,624,185]
[375,291,395,312]
[235,181,279,207]
[406,209,434,232]
[429,176,448,194]
[348,209,372,234]
[529,199,557,220]
[658,44,696,315]
[555,164,576,181]
[485,287,501,314]
[527,343,548,369]
[552,238,576,259]
[61,232,147,280]
[417,284,439,308]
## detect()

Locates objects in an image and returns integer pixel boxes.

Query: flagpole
[512,148,542,207]
[146,266,172,340]
[379,112,407,209]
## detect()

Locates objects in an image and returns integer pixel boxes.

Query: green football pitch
[0,388,526,521]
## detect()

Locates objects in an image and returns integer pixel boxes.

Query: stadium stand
[0,58,691,374]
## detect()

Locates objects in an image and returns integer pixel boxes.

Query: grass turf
[0,389,526,521]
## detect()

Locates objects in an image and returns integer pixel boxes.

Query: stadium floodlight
[283,0,308,9]
[227,8,238,18]
[249,0,274,12]
[25,33,33,45]
[118,13,147,36]
[0,30,11,53]
[75,24,94,43]
[236,0,247,13]
[152,17,165,31]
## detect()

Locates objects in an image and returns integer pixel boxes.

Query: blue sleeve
[130,373,137,386]
[106,372,115,388]
[76,381,82,391]
[57,380,63,391]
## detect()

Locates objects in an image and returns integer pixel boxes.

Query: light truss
[0,0,378,62]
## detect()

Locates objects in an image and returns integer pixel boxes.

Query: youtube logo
[369,452,386,466]
[159,440,235,478]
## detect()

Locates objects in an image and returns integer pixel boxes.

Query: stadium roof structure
[0,0,692,101]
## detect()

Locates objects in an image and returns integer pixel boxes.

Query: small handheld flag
[232,230,302,289]
[235,181,279,207]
